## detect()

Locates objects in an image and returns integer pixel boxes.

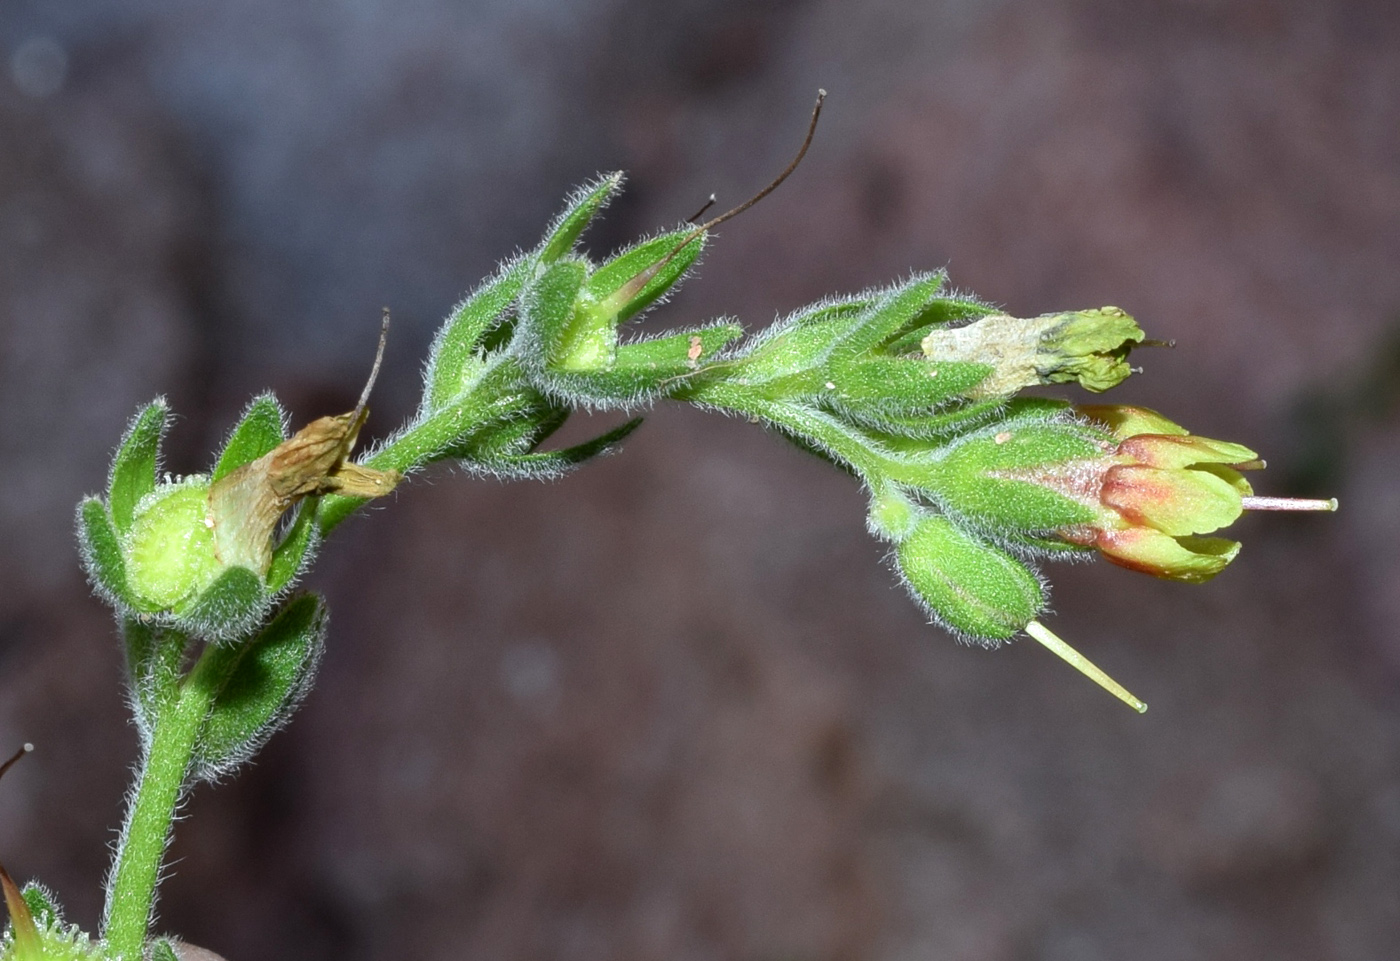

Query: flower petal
[1096,527,1241,582]
[1117,433,1258,469]
[1077,405,1188,439]
[1102,464,1244,535]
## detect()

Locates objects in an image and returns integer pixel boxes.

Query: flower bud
[903,404,1314,583]
[1063,406,1260,581]
[895,513,1044,642]
[122,477,222,612]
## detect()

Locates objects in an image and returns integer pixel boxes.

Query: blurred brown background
[2,1,1398,959]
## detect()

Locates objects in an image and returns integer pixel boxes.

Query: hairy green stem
[682,381,896,481]
[103,647,221,961]
[317,358,535,535]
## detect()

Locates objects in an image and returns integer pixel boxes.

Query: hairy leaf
[193,594,327,780]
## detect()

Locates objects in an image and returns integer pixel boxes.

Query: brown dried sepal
[207,407,401,576]
[0,745,40,955]
[1,861,40,955]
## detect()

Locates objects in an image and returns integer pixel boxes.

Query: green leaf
[77,497,129,607]
[584,228,706,325]
[539,172,624,264]
[423,257,531,412]
[193,594,327,779]
[267,504,319,593]
[149,940,180,961]
[212,393,286,481]
[179,565,268,642]
[487,417,643,478]
[108,399,169,533]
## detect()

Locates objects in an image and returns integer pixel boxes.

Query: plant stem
[103,646,221,961]
[683,383,895,481]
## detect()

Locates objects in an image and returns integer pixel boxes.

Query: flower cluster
[72,175,1337,730]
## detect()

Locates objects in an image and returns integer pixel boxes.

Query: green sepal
[542,317,742,405]
[484,417,644,479]
[538,368,664,406]
[728,300,871,383]
[828,273,948,362]
[911,418,1102,532]
[9,882,101,961]
[77,497,129,608]
[881,296,997,356]
[1006,534,1095,559]
[583,228,706,325]
[108,399,169,533]
[896,514,1044,644]
[191,593,327,780]
[539,172,624,264]
[523,258,601,371]
[423,257,530,412]
[18,884,60,929]
[938,417,1104,473]
[849,397,1008,441]
[267,503,319,593]
[212,393,286,482]
[148,940,179,961]
[822,357,991,414]
[612,322,744,384]
[178,566,268,643]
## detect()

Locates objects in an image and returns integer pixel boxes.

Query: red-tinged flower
[1064,406,1335,582]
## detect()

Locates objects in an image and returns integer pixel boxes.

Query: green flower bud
[122,477,222,613]
[867,486,920,541]
[920,306,1144,396]
[895,513,1044,643]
